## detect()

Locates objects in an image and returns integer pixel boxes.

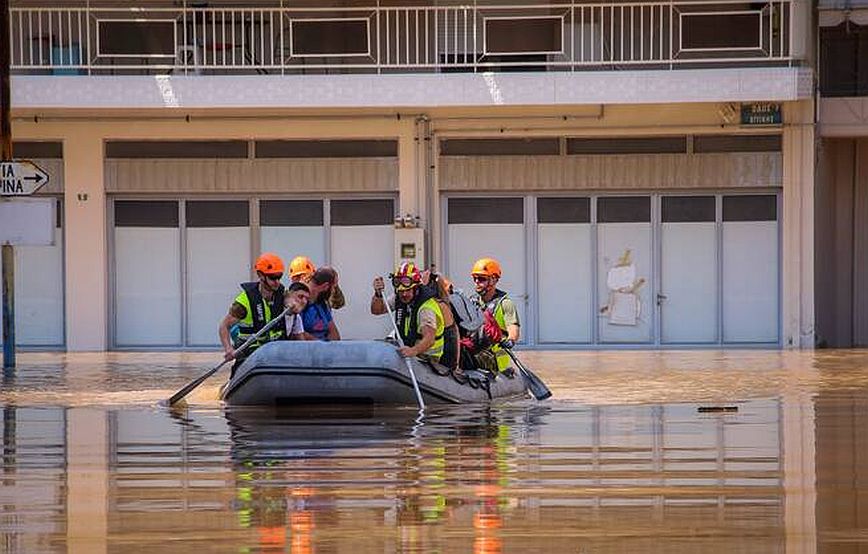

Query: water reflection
[6,350,868,552]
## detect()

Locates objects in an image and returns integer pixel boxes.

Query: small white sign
[0,198,56,246]
[0,160,50,196]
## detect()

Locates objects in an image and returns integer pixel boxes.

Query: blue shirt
[301,301,333,341]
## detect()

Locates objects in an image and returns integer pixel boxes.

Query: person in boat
[218,253,299,375]
[289,255,346,310]
[420,271,461,372]
[370,262,446,364]
[283,281,311,341]
[301,267,342,341]
[469,257,520,376]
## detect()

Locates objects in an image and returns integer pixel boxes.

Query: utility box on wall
[395,227,425,268]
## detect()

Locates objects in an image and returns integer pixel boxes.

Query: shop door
[536,197,593,343]
[0,199,65,347]
[185,201,251,347]
[659,196,718,343]
[446,198,527,340]
[330,199,395,340]
[597,196,653,344]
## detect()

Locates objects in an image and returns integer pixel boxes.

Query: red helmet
[254,252,284,275]
[391,261,421,291]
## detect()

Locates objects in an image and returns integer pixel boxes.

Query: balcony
[10,1,797,75]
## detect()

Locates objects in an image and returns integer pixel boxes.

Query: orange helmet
[254,252,284,275]
[471,258,502,279]
[391,261,422,291]
[289,256,316,279]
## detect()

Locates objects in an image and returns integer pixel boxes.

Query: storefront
[439,135,782,347]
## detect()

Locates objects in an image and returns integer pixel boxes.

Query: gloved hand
[499,339,515,350]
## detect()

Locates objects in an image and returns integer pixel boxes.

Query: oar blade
[522,370,552,400]
[503,348,552,401]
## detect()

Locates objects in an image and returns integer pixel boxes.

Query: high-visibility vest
[233,281,285,349]
[397,296,445,361]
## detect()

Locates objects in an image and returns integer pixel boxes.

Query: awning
[819,0,868,26]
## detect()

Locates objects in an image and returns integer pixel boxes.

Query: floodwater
[1,349,868,553]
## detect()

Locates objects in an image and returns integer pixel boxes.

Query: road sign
[0,160,49,196]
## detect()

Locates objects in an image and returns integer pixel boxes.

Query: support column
[63,134,107,351]
[782,100,816,348]
[397,118,420,221]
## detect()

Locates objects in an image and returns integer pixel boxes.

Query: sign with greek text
[740,103,782,126]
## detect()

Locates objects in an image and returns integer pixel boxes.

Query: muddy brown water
[1,349,867,553]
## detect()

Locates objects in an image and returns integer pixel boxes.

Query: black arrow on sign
[23,174,45,184]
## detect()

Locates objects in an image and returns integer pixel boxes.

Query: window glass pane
[693,135,781,153]
[723,195,777,222]
[485,18,562,54]
[260,200,324,226]
[330,199,394,226]
[98,21,175,56]
[441,139,559,156]
[567,137,686,155]
[106,141,248,159]
[538,197,590,223]
[256,140,397,158]
[186,201,249,227]
[291,20,369,55]
[115,200,179,227]
[598,197,651,223]
[682,13,760,49]
[13,142,63,158]
[448,197,524,224]
[662,196,715,223]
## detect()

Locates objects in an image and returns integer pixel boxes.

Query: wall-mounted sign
[0,160,49,196]
[740,103,782,126]
[0,198,56,246]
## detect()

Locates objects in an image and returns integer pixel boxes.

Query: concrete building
[815,0,868,347]
[3,0,817,351]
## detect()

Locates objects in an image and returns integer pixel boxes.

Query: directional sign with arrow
[0,160,50,196]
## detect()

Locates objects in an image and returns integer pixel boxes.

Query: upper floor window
[820,23,868,97]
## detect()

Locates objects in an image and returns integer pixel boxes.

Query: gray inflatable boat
[221,340,529,406]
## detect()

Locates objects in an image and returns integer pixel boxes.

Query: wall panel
[440,153,782,191]
[105,158,398,193]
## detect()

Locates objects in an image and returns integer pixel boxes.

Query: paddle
[383,295,426,411]
[502,346,552,401]
[165,304,293,406]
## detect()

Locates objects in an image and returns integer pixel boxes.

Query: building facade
[815,0,868,347]
[4,0,818,351]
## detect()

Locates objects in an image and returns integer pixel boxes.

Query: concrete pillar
[66,407,108,554]
[782,100,816,348]
[63,135,107,351]
[397,119,420,222]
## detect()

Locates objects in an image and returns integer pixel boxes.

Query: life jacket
[395,291,445,361]
[233,281,286,349]
[476,290,511,372]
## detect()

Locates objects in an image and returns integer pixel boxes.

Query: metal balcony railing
[9,2,795,75]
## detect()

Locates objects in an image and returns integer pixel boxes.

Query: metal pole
[1,0,16,370]
[1,246,13,370]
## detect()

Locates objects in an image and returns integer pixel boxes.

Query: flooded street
[1,349,867,553]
